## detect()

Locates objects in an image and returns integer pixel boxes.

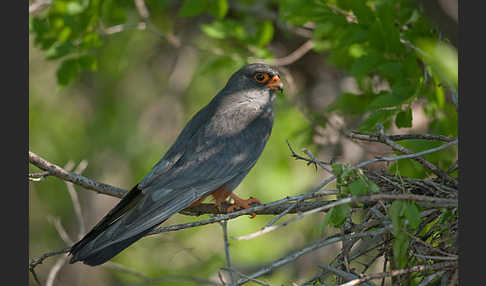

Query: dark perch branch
[29,150,341,216]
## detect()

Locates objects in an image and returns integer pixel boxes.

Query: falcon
[69,63,283,266]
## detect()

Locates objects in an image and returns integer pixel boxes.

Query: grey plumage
[69,63,282,266]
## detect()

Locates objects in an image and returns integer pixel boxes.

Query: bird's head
[222,63,284,98]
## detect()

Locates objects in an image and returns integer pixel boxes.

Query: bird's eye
[254,72,269,83]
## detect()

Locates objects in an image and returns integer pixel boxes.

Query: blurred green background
[29,0,458,285]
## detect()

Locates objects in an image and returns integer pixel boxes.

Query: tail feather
[69,226,155,266]
[68,185,202,266]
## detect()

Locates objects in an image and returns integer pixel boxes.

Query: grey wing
[138,101,216,188]
[70,110,273,266]
[112,109,275,237]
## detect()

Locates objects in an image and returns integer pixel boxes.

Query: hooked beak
[266,75,284,92]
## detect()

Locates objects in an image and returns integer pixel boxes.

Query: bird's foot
[226,193,261,218]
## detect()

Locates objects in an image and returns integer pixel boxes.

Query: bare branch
[221,267,270,286]
[29,0,51,16]
[233,193,456,241]
[29,151,127,198]
[268,40,315,66]
[347,129,458,186]
[236,226,392,284]
[134,0,150,19]
[103,23,147,36]
[29,268,42,286]
[338,262,457,286]
[45,256,69,286]
[65,160,88,239]
[318,262,376,286]
[29,248,71,270]
[47,216,73,245]
[220,221,235,285]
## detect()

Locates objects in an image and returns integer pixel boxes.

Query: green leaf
[389,200,405,234]
[329,92,372,115]
[349,53,383,78]
[416,39,458,91]
[179,0,207,17]
[208,0,228,19]
[349,0,375,25]
[368,82,416,110]
[388,158,428,179]
[57,58,81,89]
[367,180,380,193]
[201,22,226,39]
[376,1,403,54]
[78,54,98,71]
[257,21,274,47]
[66,2,85,15]
[327,203,350,228]
[377,62,403,81]
[56,55,97,90]
[395,107,413,128]
[45,42,74,60]
[404,203,421,231]
[393,234,409,268]
[348,179,367,196]
[359,109,397,132]
[320,208,332,231]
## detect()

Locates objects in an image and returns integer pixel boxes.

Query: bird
[69,63,284,266]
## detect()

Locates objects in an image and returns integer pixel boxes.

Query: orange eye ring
[254,72,269,83]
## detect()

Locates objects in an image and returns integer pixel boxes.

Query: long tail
[68,184,197,266]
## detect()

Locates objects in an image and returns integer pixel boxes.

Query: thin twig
[133,0,150,19]
[66,160,88,239]
[319,262,376,286]
[417,271,445,286]
[30,268,42,286]
[47,216,73,245]
[347,129,458,186]
[303,149,333,174]
[29,151,127,197]
[103,23,147,35]
[348,132,457,143]
[104,262,153,280]
[221,268,270,286]
[233,193,456,241]
[29,248,71,270]
[45,255,69,286]
[338,262,457,286]
[412,254,458,261]
[220,221,236,285]
[287,140,331,171]
[267,40,315,66]
[236,226,392,284]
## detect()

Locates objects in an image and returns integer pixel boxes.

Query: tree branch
[338,261,457,286]
[236,226,393,284]
[29,151,127,198]
[347,128,458,187]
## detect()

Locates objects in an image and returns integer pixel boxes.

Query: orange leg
[210,186,261,218]
[210,186,232,211]
[226,193,261,218]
